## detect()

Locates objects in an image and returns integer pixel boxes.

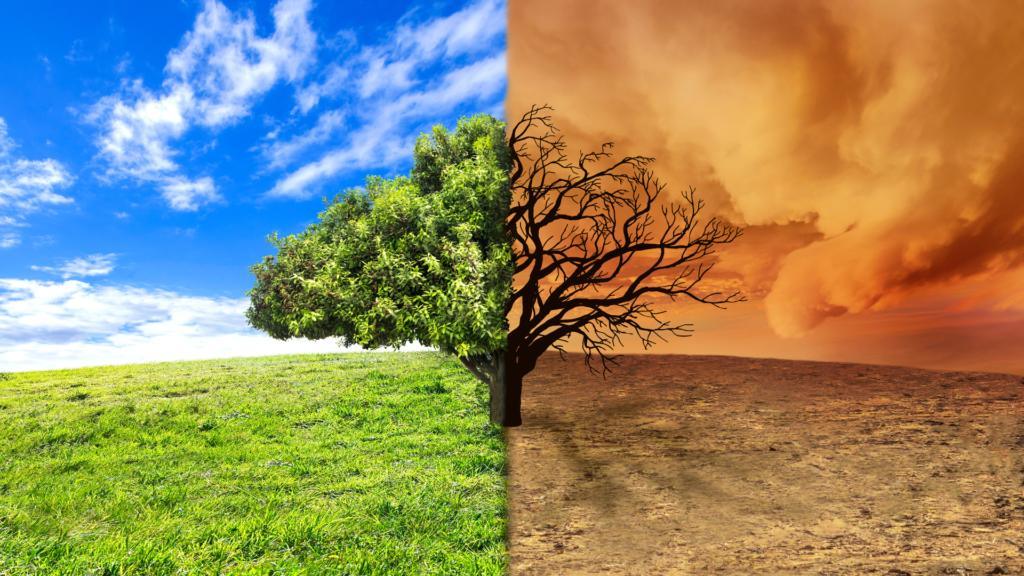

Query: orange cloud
[508,0,1024,375]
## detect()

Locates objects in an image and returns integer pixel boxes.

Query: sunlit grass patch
[0,351,508,575]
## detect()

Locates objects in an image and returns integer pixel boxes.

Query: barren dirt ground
[505,352,1024,575]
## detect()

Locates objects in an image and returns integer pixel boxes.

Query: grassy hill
[0,351,508,575]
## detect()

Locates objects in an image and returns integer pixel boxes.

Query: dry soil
[506,352,1024,575]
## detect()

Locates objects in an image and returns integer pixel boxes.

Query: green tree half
[245,114,515,422]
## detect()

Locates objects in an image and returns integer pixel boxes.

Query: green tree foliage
[245,114,513,360]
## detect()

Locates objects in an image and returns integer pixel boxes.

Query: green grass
[0,351,509,575]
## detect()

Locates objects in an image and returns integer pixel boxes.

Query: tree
[245,106,745,428]
[489,105,745,426]
[245,114,515,420]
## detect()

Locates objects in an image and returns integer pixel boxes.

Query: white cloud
[0,118,75,215]
[269,52,506,199]
[114,54,132,75]
[260,108,346,170]
[0,159,76,207]
[0,216,28,227]
[0,279,435,372]
[80,0,506,207]
[1,233,19,249]
[85,82,194,182]
[166,0,317,128]
[64,39,92,62]
[268,0,506,199]
[359,0,505,99]
[294,63,349,113]
[31,253,119,279]
[403,53,506,113]
[85,0,316,210]
[160,176,221,211]
[0,119,16,157]
[115,211,130,219]
[191,139,217,159]
[400,0,505,58]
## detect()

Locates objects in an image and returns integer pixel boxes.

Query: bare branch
[506,106,746,381]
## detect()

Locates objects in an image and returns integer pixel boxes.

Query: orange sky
[506,0,1024,376]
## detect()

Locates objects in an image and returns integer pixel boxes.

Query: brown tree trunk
[459,349,524,427]
[500,352,523,427]
[484,350,523,427]
[486,350,508,425]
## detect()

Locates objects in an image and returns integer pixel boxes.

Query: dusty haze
[506,0,1024,376]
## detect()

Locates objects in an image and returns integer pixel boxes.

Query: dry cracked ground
[506,352,1024,575]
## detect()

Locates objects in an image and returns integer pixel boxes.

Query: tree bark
[487,350,508,425]
[459,349,524,427]
[501,351,523,427]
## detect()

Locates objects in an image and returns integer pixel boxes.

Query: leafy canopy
[245,114,513,359]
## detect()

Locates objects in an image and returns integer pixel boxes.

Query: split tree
[245,106,744,427]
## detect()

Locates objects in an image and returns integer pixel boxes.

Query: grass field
[0,351,509,575]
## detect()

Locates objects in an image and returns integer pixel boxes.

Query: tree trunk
[486,350,507,425]
[496,351,523,427]
[482,349,523,427]
[459,349,524,427]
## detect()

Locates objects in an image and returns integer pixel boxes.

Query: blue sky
[0,0,506,372]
